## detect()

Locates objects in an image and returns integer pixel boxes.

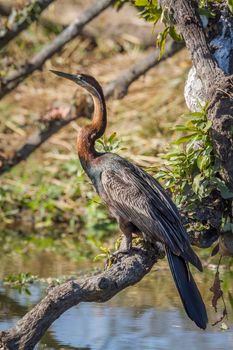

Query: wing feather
[101,163,189,255]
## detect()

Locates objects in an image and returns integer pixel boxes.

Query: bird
[50,69,208,329]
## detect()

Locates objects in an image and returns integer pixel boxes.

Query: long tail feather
[182,244,203,272]
[166,248,208,329]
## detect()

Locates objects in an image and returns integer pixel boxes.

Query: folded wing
[101,160,202,270]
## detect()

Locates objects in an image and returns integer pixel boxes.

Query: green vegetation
[114,0,230,57]
[154,104,233,234]
[1,0,231,264]
[3,272,38,294]
[0,134,124,258]
[156,104,233,205]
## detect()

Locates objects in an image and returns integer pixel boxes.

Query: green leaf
[93,253,107,262]
[156,27,169,58]
[100,245,111,254]
[135,0,149,5]
[228,292,233,310]
[25,288,32,296]
[192,174,204,194]
[96,139,104,146]
[198,7,215,18]
[228,0,233,13]
[214,178,233,199]
[108,132,117,143]
[181,112,203,119]
[174,133,198,145]
[197,154,210,171]
[173,125,195,132]
[169,26,183,42]
[203,120,212,132]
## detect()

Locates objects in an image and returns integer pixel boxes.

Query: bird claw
[104,235,134,269]
[112,248,130,258]
[103,249,127,270]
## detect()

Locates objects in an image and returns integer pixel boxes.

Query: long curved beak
[50,69,77,82]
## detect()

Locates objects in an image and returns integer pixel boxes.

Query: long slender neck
[77,89,107,164]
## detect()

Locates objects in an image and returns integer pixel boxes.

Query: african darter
[51,69,208,329]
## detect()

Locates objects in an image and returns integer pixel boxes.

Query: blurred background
[0,1,232,349]
[0,0,188,258]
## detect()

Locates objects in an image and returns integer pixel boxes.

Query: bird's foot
[104,236,132,269]
[111,247,131,258]
[104,249,129,270]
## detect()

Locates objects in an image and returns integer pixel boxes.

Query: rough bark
[0,0,114,100]
[208,80,233,190]
[161,0,233,190]
[0,0,55,49]
[0,244,164,350]
[0,41,183,176]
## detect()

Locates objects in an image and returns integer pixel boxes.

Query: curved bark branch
[161,0,224,97]
[0,0,55,50]
[208,79,233,190]
[0,244,164,350]
[161,0,233,189]
[0,41,184,176]
[0,0,114,100]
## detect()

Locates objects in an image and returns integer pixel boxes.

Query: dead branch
[0,41,184,176]
[0,244,164,350]
[0,0,114,100]
[0,0,55,50]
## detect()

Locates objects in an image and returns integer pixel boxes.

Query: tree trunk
[161,0,233,190]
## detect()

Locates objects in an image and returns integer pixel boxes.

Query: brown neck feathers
[77,89,107,163]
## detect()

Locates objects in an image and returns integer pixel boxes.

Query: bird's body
[82,151,202,268]
[51,69,208,329]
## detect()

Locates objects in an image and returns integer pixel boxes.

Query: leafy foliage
[154,104,233,218]
[114,0,229,57]
[0,133,125,257]
[228,0,233,13]
[114,0,182,56]
[3,272,38,294]
[96,132,126,153]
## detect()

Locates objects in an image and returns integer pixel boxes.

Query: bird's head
[50,70,103,98]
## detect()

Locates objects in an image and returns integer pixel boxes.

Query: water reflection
[0,256,233,350]
[50,304,233,350]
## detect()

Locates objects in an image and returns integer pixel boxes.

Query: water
[0,252,232,350]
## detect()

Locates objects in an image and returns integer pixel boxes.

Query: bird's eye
[77,74,83,81]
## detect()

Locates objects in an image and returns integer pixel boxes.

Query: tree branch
[0,244,164,350]
[0,41,184,175]
[161,0,224,98]
[161,0,233,189]
[0,0,114,100]
[0,0,55,50]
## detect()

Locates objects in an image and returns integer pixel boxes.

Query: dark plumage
[51,69,208,329]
